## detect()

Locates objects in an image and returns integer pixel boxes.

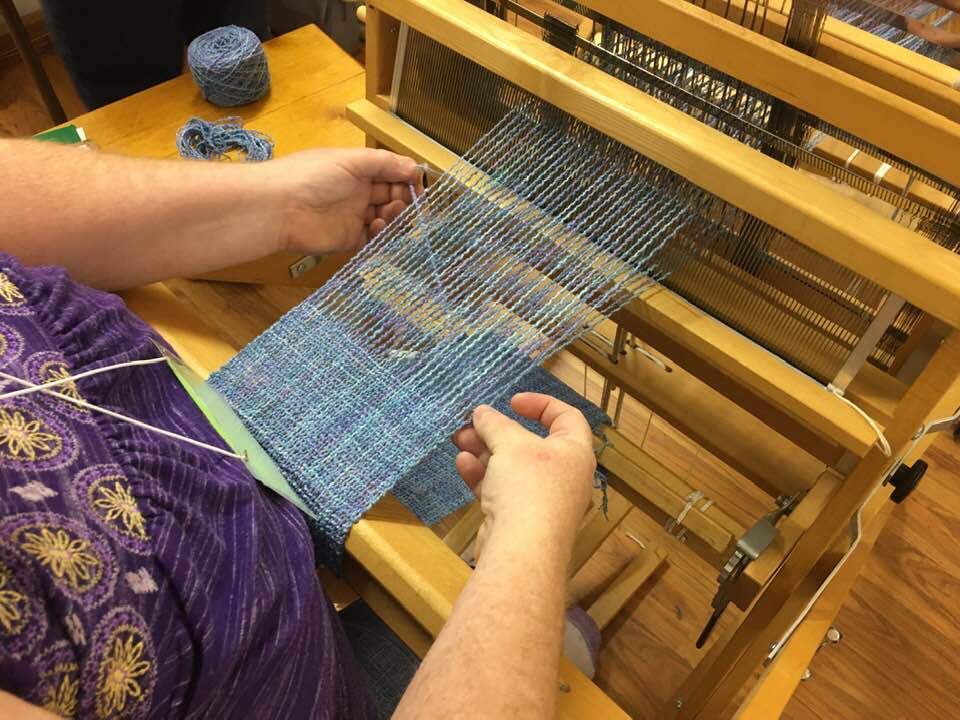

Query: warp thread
[176,117,274,162]
[188,25,270,107]
[210,101,680,569]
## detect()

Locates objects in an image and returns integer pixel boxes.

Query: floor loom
[332,0,960,717]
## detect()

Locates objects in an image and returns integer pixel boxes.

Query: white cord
[0,357,167,401]
[666,490,712,541]
[873,162,892,185]
[828,383,891,457]
[844,148,861,170]
[804,130,825,152]
[0,367,245,461]
[633,344,669,372]
[768,428,927,661]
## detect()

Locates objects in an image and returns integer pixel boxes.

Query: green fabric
[34,124,85,144]
[160,348,317,519]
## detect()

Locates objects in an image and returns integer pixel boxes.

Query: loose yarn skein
[188,25,270,107]
[176,116,274,161]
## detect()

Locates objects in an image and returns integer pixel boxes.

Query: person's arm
[0,139,419,290]
[394,393,596,719]
[0,691,60,719]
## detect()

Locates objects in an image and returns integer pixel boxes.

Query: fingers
[377,199,408,222]
[455,451,486,492]
[367,218,386,239]
[453,425,487,456]
[366,200,409,239]
[471,404,528,454]
[369,182,414,206]
[347,148,420,184]
[510,392,593,446]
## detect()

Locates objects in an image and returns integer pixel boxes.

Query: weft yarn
[188,25,270,107]
[176,117,274,161]
[210,100,686,569]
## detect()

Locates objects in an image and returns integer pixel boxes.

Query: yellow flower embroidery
[44,365,83,403]
[43,673,79,718]
[0,408,61,461]
[20,527,101,591]
[0,272,24,304]
[0,562,28,635]
[97,634,151,718]
[93,481,148,540]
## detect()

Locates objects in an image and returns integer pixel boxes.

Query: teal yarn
[188,25,270,107]
[176,116,274,161]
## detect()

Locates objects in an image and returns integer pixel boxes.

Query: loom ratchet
[695,494,801,649]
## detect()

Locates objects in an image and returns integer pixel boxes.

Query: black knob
[888,460,927,504]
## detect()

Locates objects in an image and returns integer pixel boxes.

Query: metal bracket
[288,255,319,279]
[696,494,800,648]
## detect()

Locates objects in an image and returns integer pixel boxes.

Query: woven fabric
[393,365,610,525]
[211,101,684,568]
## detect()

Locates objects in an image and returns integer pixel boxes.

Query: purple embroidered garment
[0,254,374,719]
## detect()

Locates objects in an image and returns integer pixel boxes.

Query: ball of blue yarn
[176,116,274,162]
[188,25,270,107]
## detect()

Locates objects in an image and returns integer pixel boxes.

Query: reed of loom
[349,0,960,717]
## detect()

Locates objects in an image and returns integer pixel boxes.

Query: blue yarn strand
[188,25,270,107]
[176,116,274,162]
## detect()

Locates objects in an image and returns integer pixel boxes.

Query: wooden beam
[734,470,842,610]
[615,289,878,457]
[596,428,744,557]
[365,6,401,98]
[343,557,434,658]
[441,500,483,555]
[587,546,667,629]
[569,486,634,575]
[567,338,825,496]
[371,0,960,329]
[579,0,960,188]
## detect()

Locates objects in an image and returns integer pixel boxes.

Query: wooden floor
[3,44,960,720]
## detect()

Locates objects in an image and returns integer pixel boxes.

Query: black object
[888,460,928,504]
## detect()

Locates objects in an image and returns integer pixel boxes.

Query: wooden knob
[357,4,367,24]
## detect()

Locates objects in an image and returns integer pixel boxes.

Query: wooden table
[68,25,627,719]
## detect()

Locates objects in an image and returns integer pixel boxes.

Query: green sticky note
[34,124,86,145]
[156,344,316,519]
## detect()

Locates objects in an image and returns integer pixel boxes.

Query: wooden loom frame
[354,0,960,716]
[694,0,960,123]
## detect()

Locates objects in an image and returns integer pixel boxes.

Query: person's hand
[452,392,596,561]
[263,148,422,255]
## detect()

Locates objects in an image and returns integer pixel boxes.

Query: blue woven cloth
[210,101,682,568]
[392,366,609,525]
